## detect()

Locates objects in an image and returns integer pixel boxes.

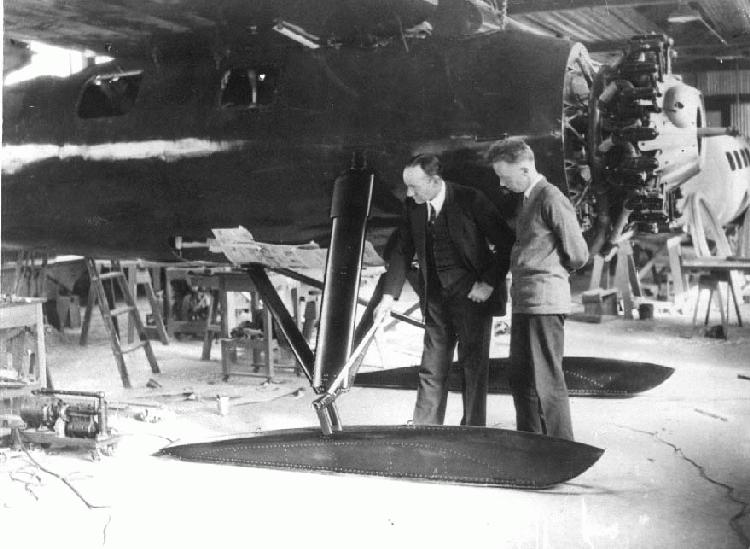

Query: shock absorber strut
[312,152,374,433]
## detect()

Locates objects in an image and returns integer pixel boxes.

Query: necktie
[427,204,435,225]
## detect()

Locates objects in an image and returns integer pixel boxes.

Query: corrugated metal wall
[730,102,750,136]
[681,69,750,134]
[689,70,750,96]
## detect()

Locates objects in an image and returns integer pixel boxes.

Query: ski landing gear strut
[310,153,375,435]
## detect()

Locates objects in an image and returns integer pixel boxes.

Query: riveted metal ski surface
[355,357,674,397]
[158,425,603,488]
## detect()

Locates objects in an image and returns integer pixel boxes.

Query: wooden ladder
[13,250,48,298]
[124,263,169,345]
[80,258,160,388]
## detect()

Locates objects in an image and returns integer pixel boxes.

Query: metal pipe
[245,265,315,384]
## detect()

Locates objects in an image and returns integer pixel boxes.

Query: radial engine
[564,35,705,254]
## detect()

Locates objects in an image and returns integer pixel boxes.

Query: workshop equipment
[12,250,48,298]
[581,288,619,317]
[0,297,49,396]
[17,389,119,457]
[667,235,750,339]
[80,258,160,388]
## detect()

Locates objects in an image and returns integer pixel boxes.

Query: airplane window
[77,70,143,119]
[733,150,742,170]
[220,67,278,109]
[726,152,736,171]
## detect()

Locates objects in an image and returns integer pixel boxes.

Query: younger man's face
[493,160,532,193]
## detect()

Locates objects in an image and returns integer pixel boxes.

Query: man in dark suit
[375,154,514,426]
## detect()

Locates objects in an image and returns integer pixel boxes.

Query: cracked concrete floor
[1,287,749,549]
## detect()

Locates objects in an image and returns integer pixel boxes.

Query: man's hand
[467,281,493,303]
[374,294,395,322]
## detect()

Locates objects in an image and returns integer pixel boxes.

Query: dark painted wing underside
[158,425,604,488]
[355,357,675,397]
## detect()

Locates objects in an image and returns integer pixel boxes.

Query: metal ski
[355,356,674,397]
[158,425,603,489]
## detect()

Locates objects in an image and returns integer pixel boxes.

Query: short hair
[406,154,441,177]
[487,138,535,165]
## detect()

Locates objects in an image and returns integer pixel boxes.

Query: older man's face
[403,166,440,204]
[493,160,532,193]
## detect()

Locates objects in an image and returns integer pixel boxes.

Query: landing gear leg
[312,153,374,434]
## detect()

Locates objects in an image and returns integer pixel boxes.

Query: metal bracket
[313,397,342,436]
[313,312,388,434]
[244,264,316,384]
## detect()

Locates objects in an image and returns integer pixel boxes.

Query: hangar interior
[2,1,750,548]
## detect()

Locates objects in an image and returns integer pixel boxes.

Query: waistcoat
[426,210,472,296]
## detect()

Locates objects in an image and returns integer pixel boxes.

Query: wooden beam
[674,58,750,72]
[674,46,750,59]
[507,0,678,14]
[584,37,750,56]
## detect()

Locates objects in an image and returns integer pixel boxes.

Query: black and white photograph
[1,1,749,547]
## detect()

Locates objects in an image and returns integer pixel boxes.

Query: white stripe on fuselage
[1,139,250,175]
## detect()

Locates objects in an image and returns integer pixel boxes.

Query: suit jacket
[383,181,514,316]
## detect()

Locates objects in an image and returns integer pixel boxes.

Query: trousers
[508,313,574,441]
[413,289,492,426]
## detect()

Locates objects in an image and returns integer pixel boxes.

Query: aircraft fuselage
[2,29,573,259]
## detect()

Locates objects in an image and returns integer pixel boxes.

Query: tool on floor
[80,258,160,388]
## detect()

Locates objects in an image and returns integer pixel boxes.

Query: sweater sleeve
[472,190,515,286]
[542,186,589,271]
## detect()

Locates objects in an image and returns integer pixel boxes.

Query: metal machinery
[17,389,118,458]
[564,35,706,256]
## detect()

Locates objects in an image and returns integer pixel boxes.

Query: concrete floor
[1,282,749,549]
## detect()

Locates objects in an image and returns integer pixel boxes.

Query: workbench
[187,271,279,379]
[671,247,750,337]
[164,267,205,339]
[680,257,750,272]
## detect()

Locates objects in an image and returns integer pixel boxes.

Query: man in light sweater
[489,138,588,441]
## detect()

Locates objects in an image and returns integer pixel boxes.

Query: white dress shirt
[427,180,447,220]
